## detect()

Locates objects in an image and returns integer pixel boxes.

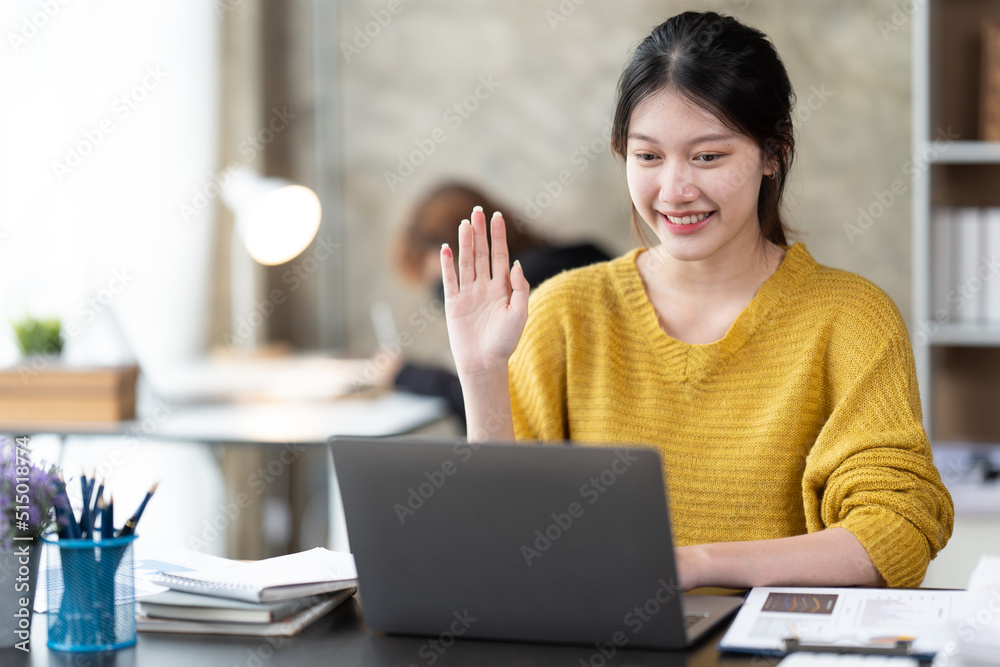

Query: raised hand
[440,207,530,380]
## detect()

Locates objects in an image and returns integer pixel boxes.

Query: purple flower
[0,435,64,549]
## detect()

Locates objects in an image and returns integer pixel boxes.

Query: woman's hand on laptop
[675,529,885,590]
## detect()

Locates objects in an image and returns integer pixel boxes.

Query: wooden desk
[7,597,756,667]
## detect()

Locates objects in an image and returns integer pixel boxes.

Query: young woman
[439,12,952,590]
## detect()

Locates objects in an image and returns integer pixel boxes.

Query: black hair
[611,11,795,246]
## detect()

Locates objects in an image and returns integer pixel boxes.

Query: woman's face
[625,88,773,264]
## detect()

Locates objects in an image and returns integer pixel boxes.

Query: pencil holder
[41,534,137,652]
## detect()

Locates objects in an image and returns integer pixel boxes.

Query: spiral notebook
[152,548,358,603]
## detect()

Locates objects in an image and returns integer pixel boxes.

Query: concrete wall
[333,0,912,362]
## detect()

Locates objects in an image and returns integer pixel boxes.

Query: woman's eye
[696,154,722,163]
[634,152,657,162]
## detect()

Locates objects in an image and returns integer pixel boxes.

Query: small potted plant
[11,316,64,358]
[0,436,66,648]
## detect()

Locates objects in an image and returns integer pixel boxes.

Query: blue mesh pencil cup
[41,534,137,652]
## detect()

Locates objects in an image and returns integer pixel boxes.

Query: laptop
[329,436,743,649]
[330,437,742,649]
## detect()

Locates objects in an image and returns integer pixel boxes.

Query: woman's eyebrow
[688,133,734,145]
[626,132,735,145]
[627,132,660,144]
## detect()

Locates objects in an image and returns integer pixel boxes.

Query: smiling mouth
[664,211,714,225]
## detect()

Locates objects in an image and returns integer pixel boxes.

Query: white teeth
[665,211,712,225]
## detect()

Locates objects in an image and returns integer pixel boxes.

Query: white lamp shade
[222,171,322,266]
[243,184,321,265]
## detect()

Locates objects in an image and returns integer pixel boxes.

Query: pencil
[96,495,108,540]
[53,475,69,538]
[93,478,105,530]
[80,472,91,540]
[57,474,81,540]
[104,494,115,539]
[119,482,158,537]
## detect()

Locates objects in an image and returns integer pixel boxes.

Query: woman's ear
[762,139,790,178]
[762,150,783,179]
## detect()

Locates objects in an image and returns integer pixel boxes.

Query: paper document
[719,587,964,657]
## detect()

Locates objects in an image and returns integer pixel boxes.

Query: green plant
[12,316,63,356]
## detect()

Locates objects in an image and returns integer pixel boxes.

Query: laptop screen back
[330,437,689,649]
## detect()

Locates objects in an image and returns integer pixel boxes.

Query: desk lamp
[221,169,322,350]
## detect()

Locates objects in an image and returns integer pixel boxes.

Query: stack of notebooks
[138,548,358,637]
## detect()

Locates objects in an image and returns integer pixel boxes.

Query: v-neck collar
[610,243,817,383]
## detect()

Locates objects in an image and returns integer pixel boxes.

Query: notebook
[138,589,332,624]
[137,588,357,637]
[152,548,358,603]
[330,436,744,650]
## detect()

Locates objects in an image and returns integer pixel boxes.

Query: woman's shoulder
[519,249,643,337]
[529,248,641,306]
[788,244,908,339]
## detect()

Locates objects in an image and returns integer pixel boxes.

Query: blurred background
[0,0,915,367]
[5,0,987,584]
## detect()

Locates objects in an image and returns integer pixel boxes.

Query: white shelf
[928,140,1000,164]
[913,2,1000,439]
[927,324,1000,346]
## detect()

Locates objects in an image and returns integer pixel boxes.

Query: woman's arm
[676,527,885,591]
[440,208,529,442]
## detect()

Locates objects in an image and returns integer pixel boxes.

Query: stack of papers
[137,548,358,637]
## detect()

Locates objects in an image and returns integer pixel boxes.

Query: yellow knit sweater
[509,243,953,588]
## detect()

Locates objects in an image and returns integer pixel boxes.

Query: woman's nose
[660,163,699,204]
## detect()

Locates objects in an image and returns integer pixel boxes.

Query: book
[981,17,1000,141]
[152,547,358,603]
[137,587,357,637]
[138,589,332,624]
[931,207,953,321]
[954,207,984,324]
[986,208,1000,323]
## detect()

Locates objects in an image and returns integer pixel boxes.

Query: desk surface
[2,392,449,445]
[7,598,753,667]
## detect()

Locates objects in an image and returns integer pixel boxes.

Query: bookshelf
[913,0,1000,445]
[913,1,1000,589]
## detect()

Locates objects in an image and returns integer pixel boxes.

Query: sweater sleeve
[508,281,571,441]
[801,295,953,588]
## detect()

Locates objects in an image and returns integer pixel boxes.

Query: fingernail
[461,218,470,225]
[441,243,449,250]
[473,205,483,213]
[493,211,502,218]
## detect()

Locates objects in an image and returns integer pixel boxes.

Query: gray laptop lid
[331,437,712,650]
